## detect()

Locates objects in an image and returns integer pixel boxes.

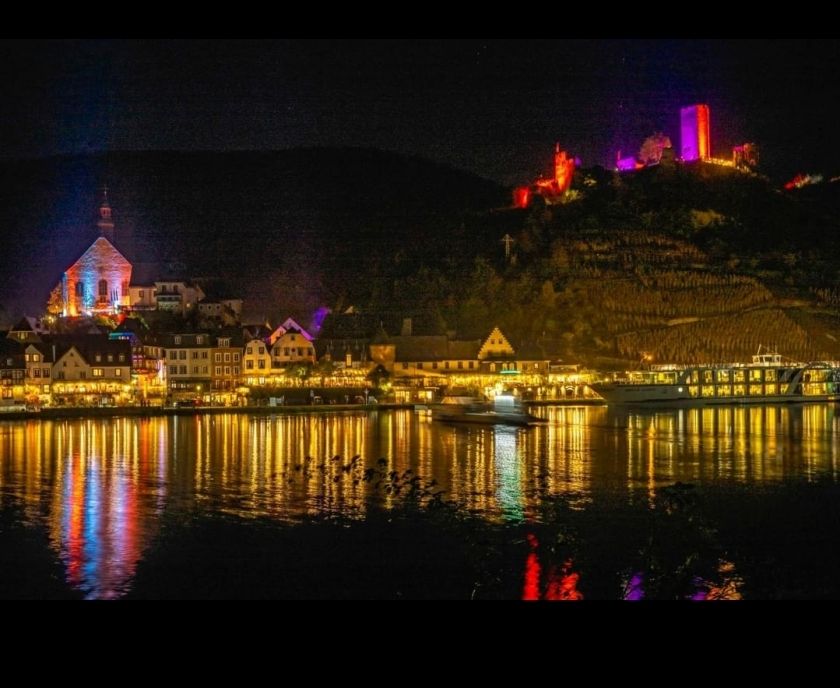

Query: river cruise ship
[590,351,840,404]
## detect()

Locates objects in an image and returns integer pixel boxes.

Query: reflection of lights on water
[522,534,583,600]
[1,406,838,598]
[624,573,644,601]
[494,427,523,522]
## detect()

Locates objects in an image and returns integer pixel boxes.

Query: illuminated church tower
[51,190,133,317]
[96,190,115,241]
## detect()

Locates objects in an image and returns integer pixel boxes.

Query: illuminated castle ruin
[51,192,133,317]
[680,104,711,161]
[513,143,576,208]
[733,142,759,170]
[617,105,712,172]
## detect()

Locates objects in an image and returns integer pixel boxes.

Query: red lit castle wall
[513,143,575,208]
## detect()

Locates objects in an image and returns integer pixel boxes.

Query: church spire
[97,186,114,241]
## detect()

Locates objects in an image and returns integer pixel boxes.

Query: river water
[2,404,839,599]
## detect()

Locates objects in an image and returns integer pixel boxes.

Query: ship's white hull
[591,382,840,405]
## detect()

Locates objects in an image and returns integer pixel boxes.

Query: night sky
[2,39,839,184]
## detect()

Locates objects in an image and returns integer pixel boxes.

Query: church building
[51,192,133,317]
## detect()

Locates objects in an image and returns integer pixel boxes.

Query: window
[34,368,41,378]
[233,366,239,375]
[192,366,199,374]
[215,366,222,375]
[224,366,231,375]
[258,360,265,369]
[115,369,121,377]
[108,354,114,362]
[99,279,108,297]
[202,366,208,374]
[192,351,198,359]
[76,281,84,297]
[92,368,103,377]
[469,361,475,369]
[174,336,182,345]
[458,361,463,369]
[445,362,450,369]
[258,347,265,355]
[95,354,102,362]
[169,365,178,376]
[201,352,208,359]
[284,347,290,356]
[215,353,221,362]
[25,354,30,362]
[196,336,203,345]
[79,371,86,379]
[169,351,177,360]
[247,346,253,355]
[179,351,186,360]
[246,360,253,370]
[224,353,230,363]
[432,361,438,369]
[233,353,240,363]
[33,354,40,363]
[180,365,187,375]
[43,368,50,377]
[139,290,144,298]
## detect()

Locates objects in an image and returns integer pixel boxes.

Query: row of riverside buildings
[1,314,585,408]
[1,195,589,409]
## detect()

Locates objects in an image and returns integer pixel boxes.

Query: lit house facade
[50,337,133,406]
[211,335,243,402]
[163,333,213,399]
[0,340,26,407]
[270,329,316,366]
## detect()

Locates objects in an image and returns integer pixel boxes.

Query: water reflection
[0,404,839,598]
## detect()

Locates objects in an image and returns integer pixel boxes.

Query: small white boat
[432,394,546,427]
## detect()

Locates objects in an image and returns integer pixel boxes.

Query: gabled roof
[160,333,215,348]
[70,236,131,269]
[478,326,516,360]
[50,335,132,365]
[129,262,160,285]
[447,339,482,360]
[11,317,34,333]
[278,317,313,341]
[392,336,450,362]
[0,338,25,367]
